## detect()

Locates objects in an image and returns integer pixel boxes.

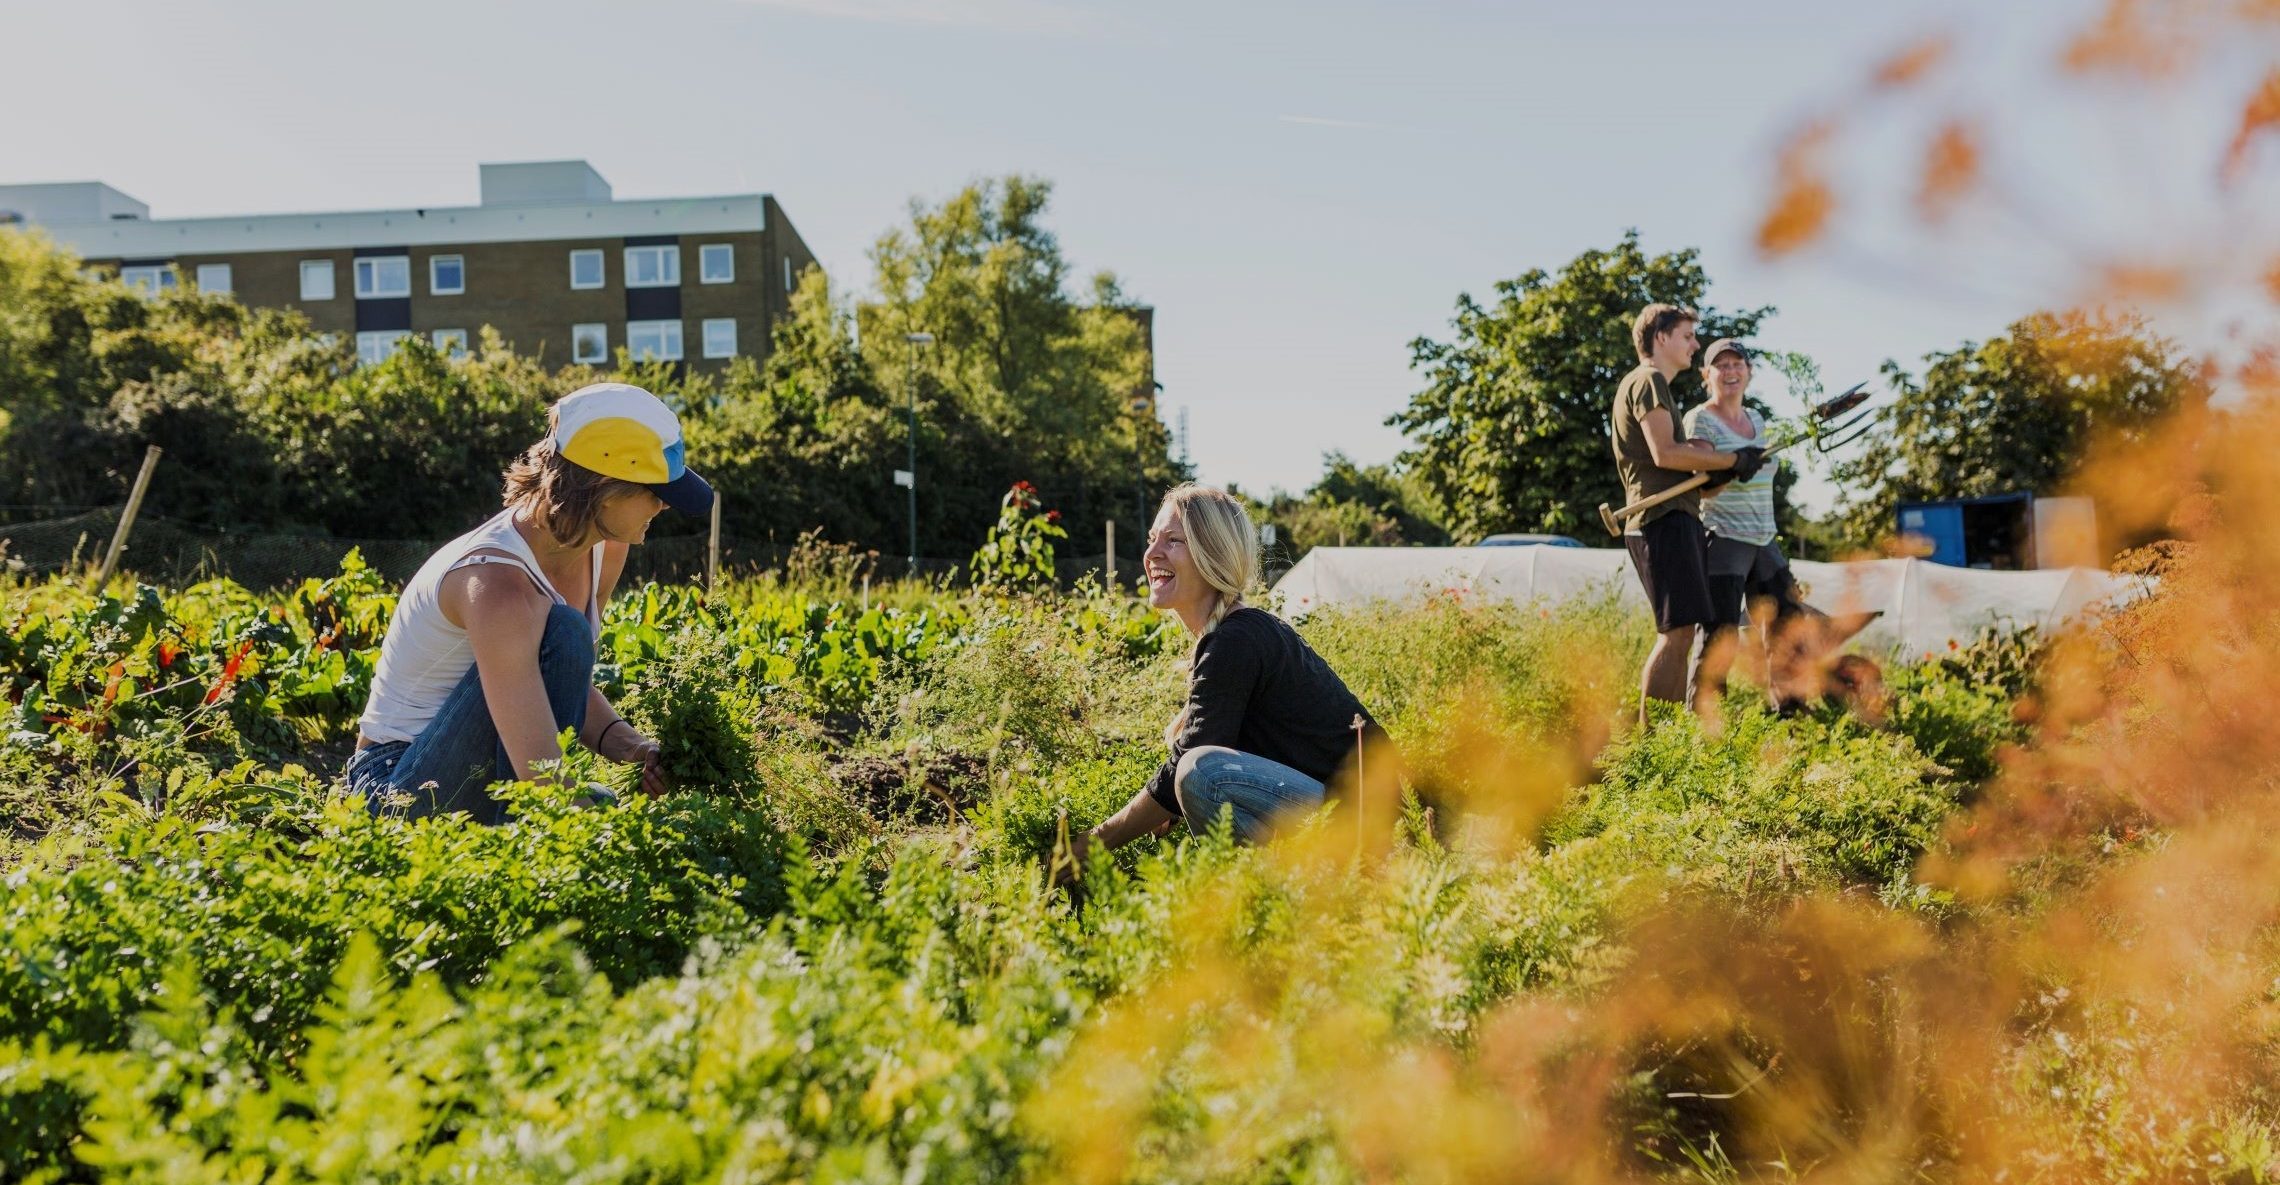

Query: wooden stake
[706,494,722,594]
[91,445,161,591]
[1105,520,1116,590]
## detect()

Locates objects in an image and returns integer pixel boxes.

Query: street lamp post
[901,332,933,575]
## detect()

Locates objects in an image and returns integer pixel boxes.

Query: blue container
[1896,492,2034,569]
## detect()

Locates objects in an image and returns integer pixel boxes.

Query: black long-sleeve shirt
[1146,607,1380,815]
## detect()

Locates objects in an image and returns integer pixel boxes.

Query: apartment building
[0,160,818,370]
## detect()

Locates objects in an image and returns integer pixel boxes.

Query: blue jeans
[1173,746,1327,844]
[344,602,595,825]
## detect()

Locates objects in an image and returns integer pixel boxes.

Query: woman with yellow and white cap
[344,382,714,822]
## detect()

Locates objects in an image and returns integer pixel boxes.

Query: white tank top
[358,508,604,744]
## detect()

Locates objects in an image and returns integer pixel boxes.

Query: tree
[0,181,1181,574]
[676,268,904,552]
[864,177,1182,552]
[1827,309,2208,550]
[1255,452,1450,560]
[1388,231,1771,542]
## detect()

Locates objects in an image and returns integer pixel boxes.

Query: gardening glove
[1728,446,1768,483]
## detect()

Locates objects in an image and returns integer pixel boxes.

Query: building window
[572,323,608,365]
[195,264,232,294]
[119,264,177,295]
[429,255,465,295]
[355,330,409,366]
[624,245,680,288]
[701,318,737,359]
[626,319,683,361]
[432,328,469,358]
[699,243,734,284]
[783,257,794,292]
[569,249,604,290]
[354,255,411,299]
[300,260,336,301]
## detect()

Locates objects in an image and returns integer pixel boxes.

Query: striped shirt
[1682,403,1779,545]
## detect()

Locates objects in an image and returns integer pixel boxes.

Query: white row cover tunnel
[1269,546,2150,657]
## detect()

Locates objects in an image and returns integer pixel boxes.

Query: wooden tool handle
[1598,472,1711,536]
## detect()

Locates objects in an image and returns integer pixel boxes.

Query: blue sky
[7,0,2169,517]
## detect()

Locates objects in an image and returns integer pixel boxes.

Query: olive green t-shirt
[1609,363,1698,526]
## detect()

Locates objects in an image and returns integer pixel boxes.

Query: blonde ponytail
[1201,590,1237,637]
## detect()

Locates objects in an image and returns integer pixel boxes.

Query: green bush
[1552,702,1963,888]
[1883,663,2028,785]
[0,771,788,1177]
[0,223,1181,564]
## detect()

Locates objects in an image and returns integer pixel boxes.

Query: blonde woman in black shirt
[1068,484,1385,864]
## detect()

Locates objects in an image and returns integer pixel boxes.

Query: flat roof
[21,193,773,259]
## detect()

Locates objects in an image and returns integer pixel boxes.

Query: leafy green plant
[614,629,763,798]
[1552,702,1963,888]
[967,481,1066,592]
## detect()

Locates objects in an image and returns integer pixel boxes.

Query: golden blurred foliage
[1030,4,2280,1181]
[2062,0,2194,76]
[1755,123,1835,258]
[1871,36,1952,90]
[1914,121,1981,223]
[2223,67,2280,181]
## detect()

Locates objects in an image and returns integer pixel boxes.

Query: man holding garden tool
[1608,304,1764,725]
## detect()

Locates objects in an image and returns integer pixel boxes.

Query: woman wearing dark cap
[344,382,714,822]
[1684,339,1805,702]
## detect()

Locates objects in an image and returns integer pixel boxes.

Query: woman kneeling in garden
[344,383,713,822]
[1071,484,1388,863]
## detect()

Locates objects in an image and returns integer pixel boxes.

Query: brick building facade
[0,161,818,371]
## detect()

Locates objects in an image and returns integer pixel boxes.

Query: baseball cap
[550,382,715,517]
[1704,338,1749,364]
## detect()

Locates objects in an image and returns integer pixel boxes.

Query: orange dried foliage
[1756,176,1833,257]
[1757,122,1837,257]
[2222,66,2280,181]
[1946,390,2280,869]
[1601,433,2280,1172]
[1872,34,1952,88]
[2061,0,2194,76]
[2095,260,2188,302]
[1916,120,1981,221]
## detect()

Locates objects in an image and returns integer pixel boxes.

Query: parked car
[1478,533,1584,548]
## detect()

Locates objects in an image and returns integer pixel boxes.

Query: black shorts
[1705,536,1787,627]
[1706,535,1813,627]
[1625,511,1717,632]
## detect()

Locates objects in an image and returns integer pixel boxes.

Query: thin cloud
[735,0,1097,33]
[1278,114,1390,131]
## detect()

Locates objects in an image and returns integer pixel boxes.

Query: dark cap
[1704,338,1749,365]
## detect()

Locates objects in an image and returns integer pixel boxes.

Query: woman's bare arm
[445,566,568,783]
[1092,789,1177,850]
